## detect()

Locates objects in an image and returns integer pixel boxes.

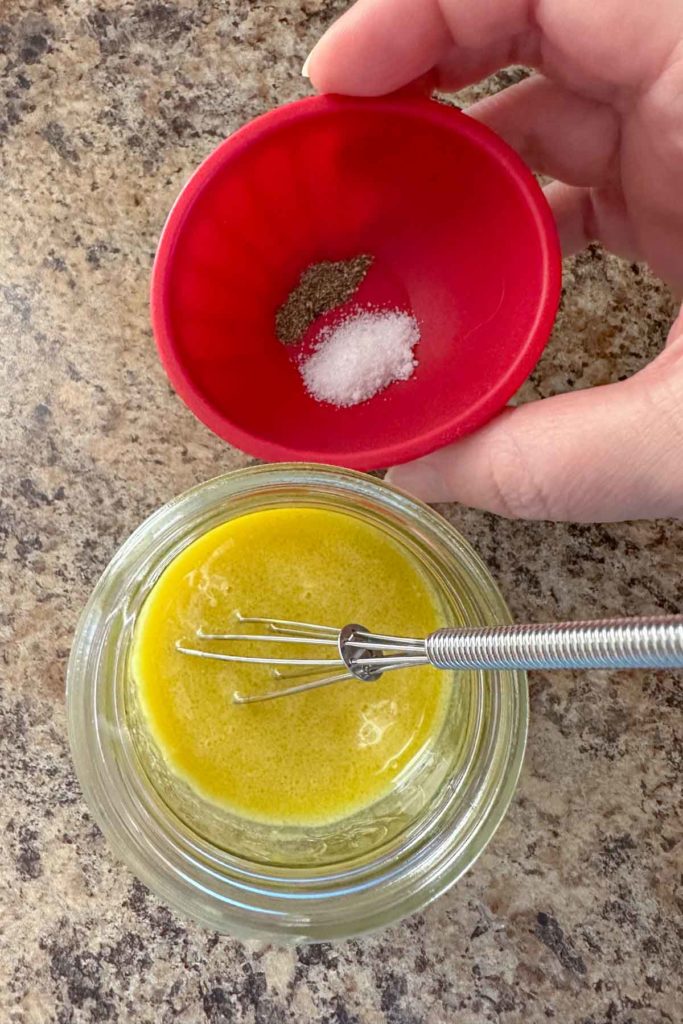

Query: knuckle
[636,358,683,513]
[486,423,556,521]
[638,345,683,443]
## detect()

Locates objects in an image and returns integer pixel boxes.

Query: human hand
[305,0,683,521]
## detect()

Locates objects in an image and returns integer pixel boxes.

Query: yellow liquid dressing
[131,507,450,826]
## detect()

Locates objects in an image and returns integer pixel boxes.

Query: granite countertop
[1,1,681,1021]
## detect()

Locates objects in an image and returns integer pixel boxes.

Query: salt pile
[301,309,420,407]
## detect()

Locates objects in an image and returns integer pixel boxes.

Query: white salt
[301,309,420,407]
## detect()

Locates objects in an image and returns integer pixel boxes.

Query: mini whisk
[176,613,683,705]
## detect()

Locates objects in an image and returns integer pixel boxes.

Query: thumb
[387,310,683,522]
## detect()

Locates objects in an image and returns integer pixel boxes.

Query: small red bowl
[151,94,561,470]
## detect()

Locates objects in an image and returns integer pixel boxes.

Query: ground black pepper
[275,255,373,344]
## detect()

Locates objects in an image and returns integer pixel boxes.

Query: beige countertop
[0,1,680,1021]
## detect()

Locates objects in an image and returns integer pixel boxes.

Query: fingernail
[386,461,447,502]
[301,51,312,78]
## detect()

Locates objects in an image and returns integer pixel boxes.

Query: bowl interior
[153,96,560,468]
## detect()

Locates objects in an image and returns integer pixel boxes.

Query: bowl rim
[151,93,562,470]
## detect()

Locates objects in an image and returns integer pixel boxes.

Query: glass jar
[67,465,527,941]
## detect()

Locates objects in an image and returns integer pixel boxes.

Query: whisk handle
[425,616,683,672]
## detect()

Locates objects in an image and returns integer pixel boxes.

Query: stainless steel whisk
[176,613,683,705]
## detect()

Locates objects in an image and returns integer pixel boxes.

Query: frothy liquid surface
[132,507,450,825]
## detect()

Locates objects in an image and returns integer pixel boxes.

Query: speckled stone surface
[0,2,681,1022]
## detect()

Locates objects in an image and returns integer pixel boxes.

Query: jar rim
[67,464,527,940]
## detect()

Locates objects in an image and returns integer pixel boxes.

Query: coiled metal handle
[425,616,683,671]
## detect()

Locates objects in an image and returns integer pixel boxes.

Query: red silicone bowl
[151,94,561,470]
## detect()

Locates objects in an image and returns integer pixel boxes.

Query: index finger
[305,0,535,95]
